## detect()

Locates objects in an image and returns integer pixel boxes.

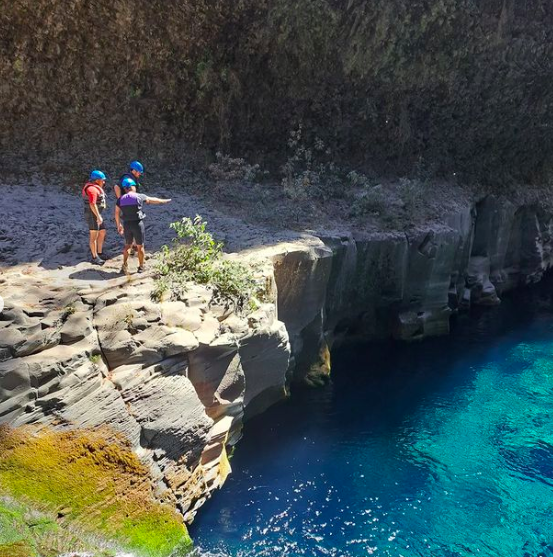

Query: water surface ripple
[191,282,553,557]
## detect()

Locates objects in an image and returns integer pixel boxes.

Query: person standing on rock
[113,160,144,199]
[83,170,108,265]
[115,177,171,274]
[114,160,145,256]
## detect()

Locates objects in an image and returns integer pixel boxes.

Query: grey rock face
[258,198,553,383]
[240,320,290,418]
[60,312,94,343]
[117,363,213,465]
[467,256,501,306]
[0,269,291,521]
[188,337,245,419]
[467,197,553,304]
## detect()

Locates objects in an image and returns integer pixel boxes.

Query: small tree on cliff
[152,216,258,311]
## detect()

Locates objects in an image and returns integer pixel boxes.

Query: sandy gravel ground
[0,183,302,277]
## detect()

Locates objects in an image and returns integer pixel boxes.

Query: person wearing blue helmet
[82,170,108,265]
[114,160,144,199]
[114,161,145,255]
[115,177,171,274]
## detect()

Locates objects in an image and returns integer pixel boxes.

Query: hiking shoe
[91,256,104,266]
[98,252,109,261]
[137,266,145,274]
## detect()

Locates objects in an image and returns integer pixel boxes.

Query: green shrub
[349,185,388,217]
[208,152,266,182]
[281,125,345,205]
[153,216,259,311]
[397,178,426,214]
[88,354,102,365]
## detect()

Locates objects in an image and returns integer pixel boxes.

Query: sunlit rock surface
[0,269,291,522]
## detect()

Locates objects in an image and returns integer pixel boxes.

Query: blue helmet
[89,170,107,181]
[121,177,137,190]
[129,160,144,173]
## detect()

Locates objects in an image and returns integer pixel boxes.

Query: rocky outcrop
[0,268,291,523]
[255,197,553,383]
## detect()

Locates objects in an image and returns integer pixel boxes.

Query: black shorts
[124,220,145,245]
[85,209,105,231]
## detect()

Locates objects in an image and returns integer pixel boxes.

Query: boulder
[60,312,94,343]
[162,330,199,356]
[13,329,61,358]
[0,359,32,420]
[194,315,221,345]
[136,326,199,356]
[99,329,139,369]
[161,302,202,331]
[467,256,501,306]
[188,336,243,416]
[0,327,24,357]
[239,321,290,418]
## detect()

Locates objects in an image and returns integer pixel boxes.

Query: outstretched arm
[145,197,172,205]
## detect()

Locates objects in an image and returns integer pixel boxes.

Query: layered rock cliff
[261,196,553,383]
[1,192,552,537]
[0,265,291,524]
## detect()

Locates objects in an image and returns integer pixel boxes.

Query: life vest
[117,191,146,222]
[82,182,107,210]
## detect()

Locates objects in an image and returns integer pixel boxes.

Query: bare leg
[137,245,145,267]
[122,244,131,267]
[89,231,99,258]
[97,229,106,255]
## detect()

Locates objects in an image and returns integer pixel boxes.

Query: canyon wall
[267,196,553,383]
[0,267,291,524]
[2,1,553,181]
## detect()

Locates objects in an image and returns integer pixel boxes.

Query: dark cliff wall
[270,196,553,384]
[2,0,552,180]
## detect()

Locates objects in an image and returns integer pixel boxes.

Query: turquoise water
[191,282,553,557]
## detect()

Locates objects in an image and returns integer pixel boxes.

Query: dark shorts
[124,220,145,245]
[84,209,105,231]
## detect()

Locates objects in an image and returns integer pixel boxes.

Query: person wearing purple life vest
[115,177,171,274]
[114,160,145,255]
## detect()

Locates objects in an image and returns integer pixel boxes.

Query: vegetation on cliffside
[1,0,552,183]
[153,216,259,310]
[0,426,191,557]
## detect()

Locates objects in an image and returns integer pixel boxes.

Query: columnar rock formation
[262,196,553,382]
[1,195,552,522]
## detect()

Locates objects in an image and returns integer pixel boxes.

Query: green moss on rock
[0,426,192,557]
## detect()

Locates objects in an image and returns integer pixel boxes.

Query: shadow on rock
[69,268,122,281]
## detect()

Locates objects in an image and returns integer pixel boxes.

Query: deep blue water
[191,281,553,557]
